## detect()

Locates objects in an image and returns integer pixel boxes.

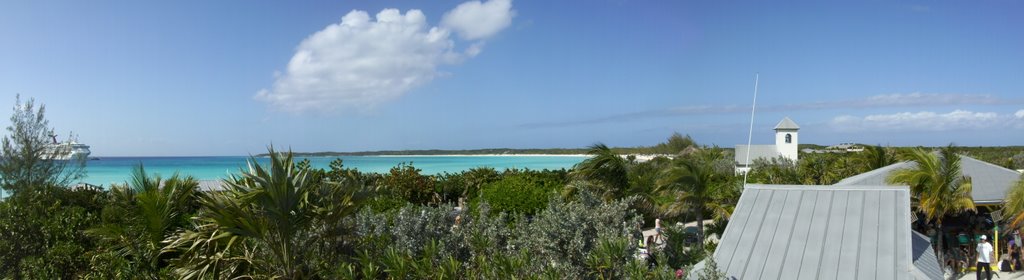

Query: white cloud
[441,0,515,40]
[257,1,513,113]
[522,93,1023,128]
[1016,109,1024,119]
[830,110,1005,132]
[860,92,1002,107]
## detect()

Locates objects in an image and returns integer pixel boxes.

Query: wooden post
[995,225,1000,270]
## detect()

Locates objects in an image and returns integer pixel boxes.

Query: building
[803,143,866,154]
[691,184,941,280]
[835,154,1023,206]
[735,117,800,173]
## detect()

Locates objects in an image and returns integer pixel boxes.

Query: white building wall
[775,129,799,162]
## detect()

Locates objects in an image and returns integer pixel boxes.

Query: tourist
[655,217,663,243]
[645,235,657,268]
[451,215,462,232]
[977,234,994,280]
[1012,244,1022,271]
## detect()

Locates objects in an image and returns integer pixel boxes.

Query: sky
[1,0,1022,156]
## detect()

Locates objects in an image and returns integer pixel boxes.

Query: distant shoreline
[368,154,591,157]
[258,148,594,157]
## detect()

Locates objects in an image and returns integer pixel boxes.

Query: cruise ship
[44,134,91,160]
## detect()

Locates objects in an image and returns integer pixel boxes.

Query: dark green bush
[0,186,105,278]
[479,172,563,215]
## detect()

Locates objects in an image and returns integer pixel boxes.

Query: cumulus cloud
[441,0,515,40]
[257,0,515,112]
[829,110,1007,132]
[1016,109,1024,119]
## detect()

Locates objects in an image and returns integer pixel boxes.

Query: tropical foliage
[657,148,739,244]
[32,97,1024,279]
[85,166,199,278]
[165,150,368,279]
[571,143,631,199]
[0,95,85,194]
[887,145,976,267]
[1004,175,1024,228]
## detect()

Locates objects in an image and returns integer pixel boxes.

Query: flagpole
[742,73,759,187]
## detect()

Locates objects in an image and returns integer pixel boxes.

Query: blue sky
[1,0,1022,156]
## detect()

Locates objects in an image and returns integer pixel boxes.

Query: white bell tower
[774,117,799,162]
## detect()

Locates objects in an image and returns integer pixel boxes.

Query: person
[927,228,937,250]
[1001,251,1012,272]
[1015,229,1022,250]
[978,234,994,280]
[1013,244,1022,271]
[451,215,462,232]
[645,236,657,268]
[654,218,663,241]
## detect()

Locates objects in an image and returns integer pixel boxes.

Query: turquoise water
[79,156,588,186]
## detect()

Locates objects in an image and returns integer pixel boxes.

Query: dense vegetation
[2,97,1022,279]
[0,149,729,279]
[0,99,731,279]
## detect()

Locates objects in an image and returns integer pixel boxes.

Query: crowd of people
[930,226,1024,279]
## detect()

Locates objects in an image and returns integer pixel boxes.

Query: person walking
[654,218,663,244]
[977,234,994,280]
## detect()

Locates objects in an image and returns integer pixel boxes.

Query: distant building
[802,143,865,154]
[735,117,799,173]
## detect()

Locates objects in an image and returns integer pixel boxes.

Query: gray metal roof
[774,117,800,130]
[962,156,1023,204]
[833,161,914,186]
[834,155,1023,205]
[706,184,937,280]
[910,231,943,280]
[735,144,781,165]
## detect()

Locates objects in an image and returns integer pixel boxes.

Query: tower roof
[774,117,799,130]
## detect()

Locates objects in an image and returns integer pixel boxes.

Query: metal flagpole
[742,73,759,187]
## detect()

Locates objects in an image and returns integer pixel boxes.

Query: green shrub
[0,187,105,278]
[381,163,437,205]
[479,172,563,215]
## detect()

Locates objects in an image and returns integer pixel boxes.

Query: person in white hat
[978,234,994,280]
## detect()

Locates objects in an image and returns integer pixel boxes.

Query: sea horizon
[76,155,589,187]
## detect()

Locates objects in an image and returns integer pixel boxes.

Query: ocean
[79,155,589,187]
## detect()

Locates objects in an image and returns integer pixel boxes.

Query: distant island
[259,133,701,157]
[254,130,1024,172]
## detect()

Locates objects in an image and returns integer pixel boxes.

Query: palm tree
[656,149,738,245]
[856,145,897,173]
[165,149,366,279]
[1002,176,1024,229]
[462,167,499,199]
[570,143,630,201]
[887,145,975,268]
[87,165,199,277]
[621,156,672,221]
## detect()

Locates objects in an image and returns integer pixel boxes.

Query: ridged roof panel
[774,117,800,130]
[706,184,936,280]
